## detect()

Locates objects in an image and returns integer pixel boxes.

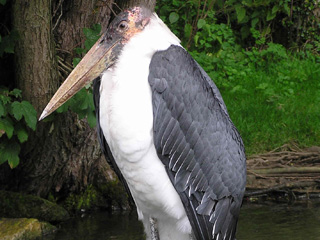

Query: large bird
[40,6,246,240]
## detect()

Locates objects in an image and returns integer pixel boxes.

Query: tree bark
[4,0,120,202]
[12,0,58,112]
[1,0,155,206]
[53,0,112,70]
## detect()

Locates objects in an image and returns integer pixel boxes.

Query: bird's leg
[149,217,160,240]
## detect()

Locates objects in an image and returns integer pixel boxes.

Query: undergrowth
[193,46,320,155]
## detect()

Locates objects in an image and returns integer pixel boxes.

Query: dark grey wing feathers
[93,78,134,206]
[149,45,246,240]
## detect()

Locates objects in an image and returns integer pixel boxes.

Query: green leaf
[194,34,199,46]
[15,124,28,143]
[0,101,5,117]
[256,83,269,90]
[197,19,206,29]
[75,47,85,55]
[10,89,22,98]
[251,10,261,18]
[235,5,246,23]
[267,9,276,21]
[70,88,87,111]
[261,26,271,36]
[0,0,6,5]
[251,18,259,28]
[184,24,192,39]
[217,0,224,7]
[242,0,252,7]
[11,101,37,130]
[0,91,11,105]
[283,3,290,16]
[272,5,279,15]
[79,92,90,110]
[91,24,102,35]
[226,0,237,5]
[0,141,21,168]
[20,101,37,130]
[87,110,96,128]
[73,58,81,67]
[56,100,72,113]
[11,101,23,121]
[169,12,179,24]
[0,117,14,138]
[83,24,101,50]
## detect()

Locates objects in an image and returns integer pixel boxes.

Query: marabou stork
[40,6,246,240]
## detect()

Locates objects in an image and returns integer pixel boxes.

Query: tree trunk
[5,0,120,202]
[1,0,155,207]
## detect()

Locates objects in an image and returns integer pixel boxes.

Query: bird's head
[39,6,152,120]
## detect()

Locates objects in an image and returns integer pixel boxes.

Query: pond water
[50,201,320,240]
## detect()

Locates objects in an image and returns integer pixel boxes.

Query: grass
[193,47,320,155]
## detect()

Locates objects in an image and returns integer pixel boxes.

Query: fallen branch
[245,181,317,197]
[250,167,320,175]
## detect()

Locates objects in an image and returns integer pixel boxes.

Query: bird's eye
[118,21,128,31]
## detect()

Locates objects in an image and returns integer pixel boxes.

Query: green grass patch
[193,46,320,155]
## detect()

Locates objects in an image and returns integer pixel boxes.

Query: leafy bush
[0,0,38,168]
[157,0,320,52]
[0,88,37,168]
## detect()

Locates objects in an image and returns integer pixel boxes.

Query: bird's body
[40,6,246,240]
[97,16,192,239]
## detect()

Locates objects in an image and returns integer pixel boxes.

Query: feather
[149,45,246,240]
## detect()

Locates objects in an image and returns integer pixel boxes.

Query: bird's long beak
[39,35,120,121]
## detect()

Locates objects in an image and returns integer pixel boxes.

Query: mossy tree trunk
[2,0,119,202]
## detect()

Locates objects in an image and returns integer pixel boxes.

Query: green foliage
[0,2,31,168]
[0,88,37,168]
[192,45,320,154]
[194,21,239,54]
[0,30,18,57]
[63,185,108,213]
[157,0,320,52]
[157,0,217,48]
[57,24,101,128]
[11,101,37,130]
[219,0,320,52]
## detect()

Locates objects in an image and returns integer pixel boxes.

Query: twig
[251,167,320,175]
[245,181,317,197]
[53,0,63,31]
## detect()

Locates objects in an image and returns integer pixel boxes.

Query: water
[237,201,320,240]
[51,201,320,240]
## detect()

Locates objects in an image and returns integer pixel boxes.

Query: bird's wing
[93,78,134,206]
[148,45,246,240]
